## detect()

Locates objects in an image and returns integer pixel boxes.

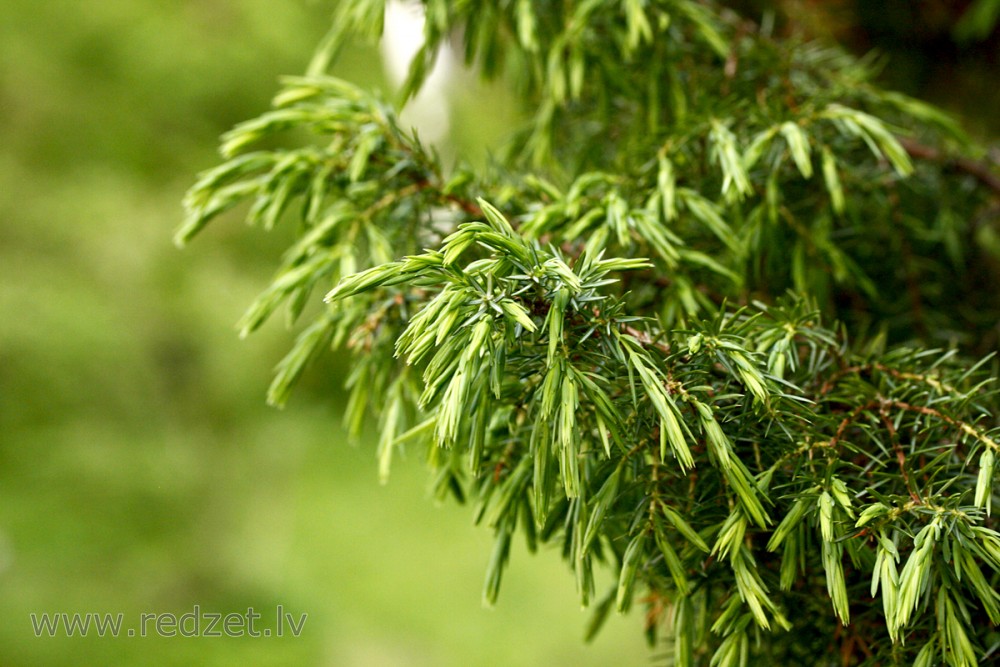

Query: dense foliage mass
[179,2,1000,665]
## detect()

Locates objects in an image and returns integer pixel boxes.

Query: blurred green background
[1,1,996,666]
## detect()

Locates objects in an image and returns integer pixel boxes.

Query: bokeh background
[0,1,996,666]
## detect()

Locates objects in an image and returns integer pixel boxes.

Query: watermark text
[30,605,307,638]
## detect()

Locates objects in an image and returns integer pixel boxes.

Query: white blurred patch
[380,0,454,145]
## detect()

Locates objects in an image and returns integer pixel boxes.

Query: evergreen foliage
[178,2,1000,664]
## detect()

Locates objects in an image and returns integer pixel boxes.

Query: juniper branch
[179,2,1000,665]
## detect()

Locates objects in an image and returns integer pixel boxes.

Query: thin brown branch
[830,400,877,449]
[623,324,672,354]
[443,191,483,218]
[898,137,1000,196]
[882,399,999,453]
[828,396,999,457]
[878,405,921,503]
[411,178,483,218]
[818,362,954,396]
